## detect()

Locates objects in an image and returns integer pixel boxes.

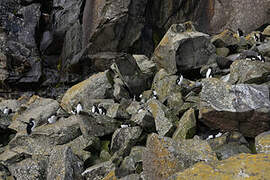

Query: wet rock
[8,158,46,180]
[82,160,115,180]
[199,78,270,137]
[255,131,270,154]
[9,95,60,132]
[110,54,153,96]
[61,70,113,112]
[133,55,156,75]
[151,22,216,74]
[78,114,119,138]
[208,132,250,160]
[172,108,196,141]
[130,110,155,132]
[143,133,217,180]
[110,126,142,156]
[147,99,177,136]
[229,60,270,84]
[169,154,270,180]
[47,146,84,180]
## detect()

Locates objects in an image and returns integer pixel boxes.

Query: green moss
[101,140,110,152]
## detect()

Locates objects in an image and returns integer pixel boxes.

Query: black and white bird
[153,90,158,99]
[48,114,57,124]
[176,75,184,86]
[120,124,131,128]
[98,105,106,115]
[76,102,83,114]
[3,107,12,115]
[237,28,244,37]
[91,104,99,114]
[206,67,213,78]
[25,118,36,135]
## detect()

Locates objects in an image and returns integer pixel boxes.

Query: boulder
[8,158,46,180]
[152,69,184,108]
[110,54,153,96]
[151,22,216,74]
[199,79,270,137]
[255,131,270,154]
[8,115,81,156]
[9,96,60,132]
[130,110,155,132]
[147,99,177,136]
[229,60,270,84]
[211,29,239,48]
[132,55,156,75]
[61,71,113,112]
[78,114,120,138]
[172,108,196,141]
[81,160,115,180]
[208,132,251,160]
[47,146,84,180]
[110,126,142,156]
[169,154,270,180]
[126,101,143,115]
[143,133,217,180]
[0,52,8,85]
[117,146,146,177]
[107,103,130,120]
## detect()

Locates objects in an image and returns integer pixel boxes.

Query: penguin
[176,75,183,86]
[215,132,223,138]
[237,28,244,37]
[257,54,265,62]
[138,108,144,113]
[98,105,106,115]
[26,118,36,135]
[153,90,158,99]
[206,67,213,78]
[48,114,57,124]
[3,107,12,115]
[253,33,260,42]
[91,104,99,114]
[76,102,83,114]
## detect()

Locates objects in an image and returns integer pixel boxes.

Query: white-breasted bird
[48,114,57,124]
[76,102,83,114]
[206,67,213,78]
[98,105,106,115]
[176,75,183,86]
[3,107,12,115]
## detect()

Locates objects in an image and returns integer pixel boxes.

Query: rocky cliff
[1,0,270,179]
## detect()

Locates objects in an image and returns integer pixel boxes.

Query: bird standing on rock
[21,118,36,135]
[3,107,12,115]
[206,67,213,78]
[176,74,183,86]
[48,114,57,124]
[98,105,106,115]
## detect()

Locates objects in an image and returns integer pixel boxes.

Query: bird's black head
[29,118,34,123]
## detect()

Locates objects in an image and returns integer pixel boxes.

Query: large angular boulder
[130,110,155,132]
[229,60,270,84]
[143,133,217,180]
[110,126,142,156]
[110,54,153,96]
[8,158,46,180]
[169,154,270,180]
[147,99,177,136]
[61,70,113,112]
[172,108,196,141]
[255,131,270,154]
[151,22,216,74]
[78,114,120,138]
[8,115,81,156]
[82,160,115,180]
[199,78,270,137]
[47,146,84,180]
[9,95,60,132]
